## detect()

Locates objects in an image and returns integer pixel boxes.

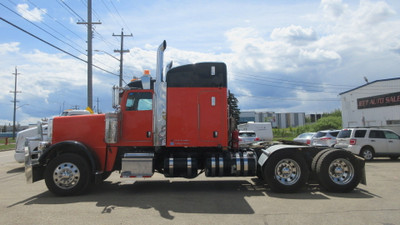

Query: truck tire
[102,171,112,181]
[311,149,335,173]
[360,147,374,161]
[44,153,91,196]
[316,150,361,192]
[263,151,309,193]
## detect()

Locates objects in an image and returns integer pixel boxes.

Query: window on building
[387,120,400,125]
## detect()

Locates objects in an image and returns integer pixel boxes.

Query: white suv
[335,128,400,160]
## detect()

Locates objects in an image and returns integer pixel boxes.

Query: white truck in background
[238,122,273,141]
[14,109,91,163]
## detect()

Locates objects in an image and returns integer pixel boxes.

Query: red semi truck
[25,41,366,196]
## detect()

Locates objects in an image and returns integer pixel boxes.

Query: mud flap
[355,154,367,185]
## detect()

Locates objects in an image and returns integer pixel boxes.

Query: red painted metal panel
[52,114,107,170]
[119,90,153,146]
[166,87,228,147]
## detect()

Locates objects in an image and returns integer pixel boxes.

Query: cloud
[271,25,318,45]
[356,0,396,25]
[2,0,400,125]
[16,3,46,22]
[321,0,348,19]
[0,42,20,54]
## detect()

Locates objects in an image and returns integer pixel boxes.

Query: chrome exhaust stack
[153,40,167,146]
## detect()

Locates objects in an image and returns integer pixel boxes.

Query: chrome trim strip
[187,157,192,176]
[169,157,174,176]
[219,156,224,176]
[211,157,216,176]
[236,153,241,176]
[243,152,248,176]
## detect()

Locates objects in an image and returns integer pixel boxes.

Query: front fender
[39,141,101,174]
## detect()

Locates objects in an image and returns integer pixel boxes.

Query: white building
[239,111,305,128]
[274,112,306,128]
[339,77,400,134]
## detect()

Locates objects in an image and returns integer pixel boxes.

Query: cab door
[121,90,153,146]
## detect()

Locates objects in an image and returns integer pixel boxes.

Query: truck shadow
[8,178,377,220]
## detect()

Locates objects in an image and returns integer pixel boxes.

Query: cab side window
[126,92,152,111]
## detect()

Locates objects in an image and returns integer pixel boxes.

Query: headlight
[38,141,50,151]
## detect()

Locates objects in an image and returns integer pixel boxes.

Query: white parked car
[335,128,400,160]
[14,125,48,163]
[311,130,340,147]
[238,130,260,146]
[14,109,91,163]
[293,132,316,145]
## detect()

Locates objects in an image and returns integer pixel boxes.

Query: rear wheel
[311,149,334,173]
[44,153,90,196]
[316,150,361,192]
[264,151,309,193]
[360,147,374,161]
[101,171,112,181]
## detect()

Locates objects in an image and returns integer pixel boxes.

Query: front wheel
[263,151,309,193]
[316,150,362,192]
[44,153,91,196]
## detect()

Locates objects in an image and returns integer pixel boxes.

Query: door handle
[389,140,393,143]
[147,131,152,138]
[371,140,375,142]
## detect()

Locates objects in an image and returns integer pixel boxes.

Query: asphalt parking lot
[1,149,400,225]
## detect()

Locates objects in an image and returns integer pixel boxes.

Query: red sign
[357,92,400,109]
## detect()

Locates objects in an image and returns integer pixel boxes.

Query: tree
[313,116,342,131]
[228,91,240,127]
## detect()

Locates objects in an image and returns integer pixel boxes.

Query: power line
[108,0,134,35]
[56,0,85,21]
[232,76,344,94]
[0,17,118,77]
[26,0,86,43]
[231,71,354,88]
[1,2,86,55]
[236,95,340,102]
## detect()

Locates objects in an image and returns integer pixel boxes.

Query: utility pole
[96,97,100,113]
[113,28,132,88]
[77,0,101,109]
[10,67,21,139]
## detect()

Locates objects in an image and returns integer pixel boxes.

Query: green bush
[273,110,342,140]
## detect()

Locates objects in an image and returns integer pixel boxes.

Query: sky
[1,0,400,126]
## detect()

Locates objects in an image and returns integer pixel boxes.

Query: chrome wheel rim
[53,162,80,189]
[362,150,373,160]
[274,159,301,185]
[328,158,354,185]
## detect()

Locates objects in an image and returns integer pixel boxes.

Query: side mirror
[112,85,120,109]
